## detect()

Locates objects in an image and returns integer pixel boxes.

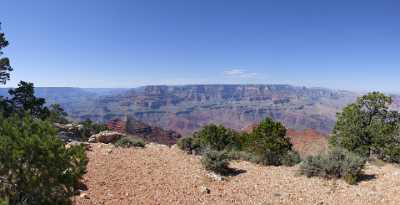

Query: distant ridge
[0,84,364,135]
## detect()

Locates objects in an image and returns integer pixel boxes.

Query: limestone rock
[88,131,126,144]
[65,141,91,150]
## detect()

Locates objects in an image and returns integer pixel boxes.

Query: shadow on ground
[224,167,247,177]
[358,174,377,183]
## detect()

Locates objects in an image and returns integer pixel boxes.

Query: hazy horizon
[1,0,400,92]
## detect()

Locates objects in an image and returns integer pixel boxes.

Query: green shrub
[330,92,400,162]
[176,136,201,154]
[228,150,258,162]
[281,150,302,166]
[201,149,231,175]
[299,147,366,184]
[178,119,301,167]
[246,118,298,166]
[115,137,145,148]
[375,139,400,163]
[79,119,109,141]
[0,199,8,205]
[0,114,88,205]
[195,124,241,151]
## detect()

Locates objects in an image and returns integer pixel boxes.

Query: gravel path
[75,143,400,205]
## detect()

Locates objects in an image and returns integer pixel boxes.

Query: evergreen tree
[247,118,296,165]
[48,103,69,124]
[0,22,13,84]
[330,92,400,161]
[8,81,50,119]
[194,124,241,151]
[0,114,87,204]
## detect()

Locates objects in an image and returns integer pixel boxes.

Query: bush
[228,150,259,162]
[115,137,145,148]
[380,142,400,163]
[0,199,8,205]
[176,136,201,154]
[0,114,88,205]
[195,124,242,151]
[246,118,299,166]
[79,119,108,141]
[330,92,400,162]
[299,148,366,184]
[201,149,231,175]
[178,119,301,168]
[281,150,302,166]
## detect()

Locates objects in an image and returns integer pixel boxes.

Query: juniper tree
[330,92,400,162]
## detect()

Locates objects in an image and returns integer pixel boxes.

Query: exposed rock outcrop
[20,85,362,135]
[125,116,182,145]
[63,85,357,135]
[54,123,84,142]
[88,131,126,144]
[105,117,182,145]
[65,141,91,150]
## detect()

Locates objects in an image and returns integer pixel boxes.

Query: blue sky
[1,0,400,92]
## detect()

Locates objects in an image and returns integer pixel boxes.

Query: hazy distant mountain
[99,84,356,135]
[0,84,366,135]
[0,87,126,117]
[0,84,362,135]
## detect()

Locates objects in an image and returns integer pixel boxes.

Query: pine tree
[8,81,50,119]
[0,22,13,84]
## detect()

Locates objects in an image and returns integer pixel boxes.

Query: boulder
[54,123,84,142]
[200,185,211,194]
[88,131,126,144]
[65,141,91,150]
[206,172,224,181]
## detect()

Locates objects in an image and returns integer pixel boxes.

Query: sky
[1,0,400,92]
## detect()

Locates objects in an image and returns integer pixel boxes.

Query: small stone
[207,172,224,181]
[80,193,90,199]
[200,186,211,194]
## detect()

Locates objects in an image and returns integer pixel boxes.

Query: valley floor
[75,143,400,205]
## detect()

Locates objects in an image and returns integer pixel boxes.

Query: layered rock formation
[71,84,357,135]
[6,84,361,136]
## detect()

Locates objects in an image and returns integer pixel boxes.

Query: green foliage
[115,137,145,148]
[178,118,300,167]
[79,119,108,140]
[281,150,302,166]
[201,149,231,175]
[246,118,298,166]
[48,103,69,124]
[379,140,400,163]
[330,92,400,161]
[176,136,201,154]
[299,148,366,185]
[194,124,242,151]
[0,22,13,84]
[7,81,50,119]
[227,150,260,164]
[0,114,88,205]
[0,199,8,205]
[0,81,70,124]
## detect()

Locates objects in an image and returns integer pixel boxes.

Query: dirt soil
[287,129,328,157]
[75,143,400,205]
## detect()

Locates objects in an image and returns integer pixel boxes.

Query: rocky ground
[75,143,400,205]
